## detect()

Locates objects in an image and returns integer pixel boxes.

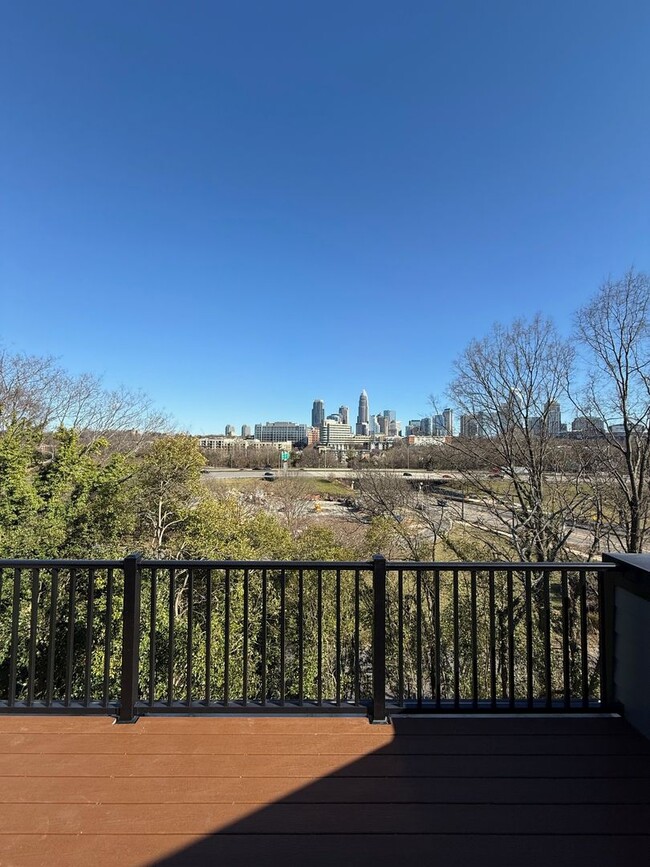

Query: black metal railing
[0,555,617,721]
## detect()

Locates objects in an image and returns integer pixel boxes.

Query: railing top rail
[0,557,618,571]
[384,561,618,571]
[0,559,123,568]
[137,559,374,570]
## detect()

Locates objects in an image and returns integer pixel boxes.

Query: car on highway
[263,471,276,481]
[403,472,413,476]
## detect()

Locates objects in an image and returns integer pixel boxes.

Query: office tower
[311,399,325,429]
[443,408,454,436]
[327,413,341,422]
[420,416,432,436]
[369,414,380,435]
[241,425,251,438]
[432,414,446,436]
[255,422,308,446]
[356,389,369,435]
[339,405,349,425]
[225,424,235,437]
[546,401,562,436]
[319,420,353,447]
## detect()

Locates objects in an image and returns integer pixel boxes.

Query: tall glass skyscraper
[356,389,369,435]
[311,399,325,428]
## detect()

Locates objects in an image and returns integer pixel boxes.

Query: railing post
[371,554,388,723]
[118,553,142,723]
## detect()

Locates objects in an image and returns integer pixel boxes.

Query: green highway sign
[281,451,290,461]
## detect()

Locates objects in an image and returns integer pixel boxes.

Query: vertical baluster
[471,568,478,709]
[580,571,589,708]
[261,568,268,705]
[354,569,360,706]
[544,571,552,709]
[317,569,323,705]
[561,569,571,709]
[186,568,194,707]
[224,568,230,706]
[397,569,404,706]
[525,569,533,709]
[48,568,60,707]
[149,568,157,708]
[9,568,21,707]
[434,569,441,710]
[298,569,304,706]
[336,568,341,706]
[243,569,249,705]
[489,570,496,710]
[205,569,212,707]
[103,567,114,708]
[416,569,423,709]
[65,568,77,707]
[507,569,515,709]
[453,569,460,709]
[168,568,175,707]
[84,568,95,706]
[27,568,39,706]
[276,568,283,705]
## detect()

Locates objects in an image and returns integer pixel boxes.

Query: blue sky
[1,1,649,433]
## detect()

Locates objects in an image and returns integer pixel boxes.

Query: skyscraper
[443,408,454,436]
[356,390,369,435]
[311,399,325,429]
[339,405,349,425]
[241,424,251,438]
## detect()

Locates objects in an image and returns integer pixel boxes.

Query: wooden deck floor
[1,713,649,866]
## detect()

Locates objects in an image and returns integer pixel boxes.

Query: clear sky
[1,1,649,433]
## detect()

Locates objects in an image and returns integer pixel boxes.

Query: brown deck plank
[2,750,649,777]
[3,731,649,755]
[3,833,650,867]
[2,774,650,805]
[2,800,650,835]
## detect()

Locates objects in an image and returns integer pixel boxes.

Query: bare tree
[0,345,170,454]
[441,315,600,561]
[572,270,650,552]
[354,470,451,560]
[267,475,315,538]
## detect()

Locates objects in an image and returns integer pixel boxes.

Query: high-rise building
[319,420,353,447]
[369,414,380,435]
[546,401,562,436]
[356,390,369,435]
[443,408,454,436]
[339,405,349,425]
[255,422,308,446]
[225,424,235,437]
[311,399,325,429]
[241,424,251,438]
[460,412,491,438]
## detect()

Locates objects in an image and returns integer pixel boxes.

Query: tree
[134,435,206,557]
[443,315,598,562]
[573,270,650,552]
[0,344,170,455]
[355,470,451,560]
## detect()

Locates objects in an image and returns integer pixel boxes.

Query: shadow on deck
[1,714,649,866]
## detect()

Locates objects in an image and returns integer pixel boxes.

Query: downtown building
[319,420,353,449]
[254,421,308,447]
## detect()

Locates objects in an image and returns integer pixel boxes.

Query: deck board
[0,714,649,866]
